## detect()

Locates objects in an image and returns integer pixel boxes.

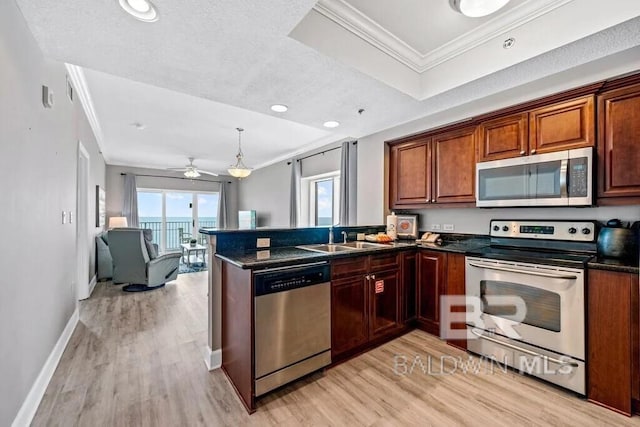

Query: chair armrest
[147,252,182,286]
[149,252,182,265]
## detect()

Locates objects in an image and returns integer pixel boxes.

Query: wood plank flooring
[33,272,640,426]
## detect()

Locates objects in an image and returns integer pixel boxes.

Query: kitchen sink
[296,244,358,253]
[296,241,390,254]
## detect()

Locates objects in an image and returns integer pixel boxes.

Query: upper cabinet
[389,138,431,207]
[529,96,595,154]
[597,83,640,202]
[478,96,595,162]
[478,113,528,162]
[389,128,476,209]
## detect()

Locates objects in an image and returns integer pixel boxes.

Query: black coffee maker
[596,219,639,259]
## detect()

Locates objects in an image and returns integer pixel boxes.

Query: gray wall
[106,165,240,229]
[238,145,342,227]
[0,1,105,425]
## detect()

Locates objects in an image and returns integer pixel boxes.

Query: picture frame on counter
[396,214,418,239]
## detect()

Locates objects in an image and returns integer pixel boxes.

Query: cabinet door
[529,96,595,154]
[587,269,639,416]
[432,127,477,204]
[597,84,640,200]
[389,139,431,208]
[400,251,417,324]
[477,113,528,162]
[416,250,447,336]
[331,276,368,358]
[443,253,467,350]
[368,269,401,339]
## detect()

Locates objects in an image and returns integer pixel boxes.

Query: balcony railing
[139,220,216,251]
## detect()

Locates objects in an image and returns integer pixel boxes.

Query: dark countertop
[216,242,416,270]
[587,257,639,274]
[200,225,383,235]
[216,235,491,270]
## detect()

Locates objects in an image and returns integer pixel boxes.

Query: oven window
[480,280,561,332]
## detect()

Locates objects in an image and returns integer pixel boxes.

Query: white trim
[76,141,91,301]
[11,308,79,427]
[65,64,107,160]
[203,346,222,371]
[314,0,574,73]
[88,275,97,298]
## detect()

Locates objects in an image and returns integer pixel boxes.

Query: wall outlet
[257,238,270,248]
[443,224,455,231]
[431,224,441,231]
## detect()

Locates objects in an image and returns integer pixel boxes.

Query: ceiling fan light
[118,0,159,22]
[184,169,200,178]
[450,0,510,17]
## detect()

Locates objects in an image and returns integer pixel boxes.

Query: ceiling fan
[167,157,218,178]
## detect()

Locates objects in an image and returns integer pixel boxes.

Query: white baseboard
[203,346,222,371]
[88,275,97,298]
[12,307,79,427]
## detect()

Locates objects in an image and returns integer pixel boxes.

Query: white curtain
[122,174,139,228]
[217,182,228,229]
[339,141,357,225]
[289,159,301,227]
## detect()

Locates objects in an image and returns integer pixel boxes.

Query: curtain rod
[120,173,232,184]
[287,141,357,165]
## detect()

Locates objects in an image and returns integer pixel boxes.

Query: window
[301,171,340,227]
[137,189,219,251]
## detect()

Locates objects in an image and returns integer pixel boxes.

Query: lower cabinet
[416,250,467,349]
[587,268,640,416]
[400,251,417,325]
[331,253,405,361]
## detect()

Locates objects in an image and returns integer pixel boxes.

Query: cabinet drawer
[331,256,368,280]
[370,253,399,273]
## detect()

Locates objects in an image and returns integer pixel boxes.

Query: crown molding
[314,0,575,73]
[65,64,108,160]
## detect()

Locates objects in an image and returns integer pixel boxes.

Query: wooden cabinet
[529,95,595,154]
[587,269,639,416]
[597,84,640,202]
[432,127,477,204]
[389,139,431,207]
[400,251,417,324]
[416,250,447,336]
[478,113,528,162]
[389,127,476,209]
[331,253,405,360]
[444,253,467,350]
[477,96,594,163]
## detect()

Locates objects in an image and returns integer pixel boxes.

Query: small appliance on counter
[596,219,639,259]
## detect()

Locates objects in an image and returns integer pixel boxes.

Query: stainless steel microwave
[476,147,593,207]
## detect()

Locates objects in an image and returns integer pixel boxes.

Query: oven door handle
[470,329,579,367]
[467,261,577,280]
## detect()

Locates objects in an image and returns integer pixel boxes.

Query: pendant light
[228,127,252,178]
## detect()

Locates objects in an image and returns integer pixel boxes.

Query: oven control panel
[490,220,597,242]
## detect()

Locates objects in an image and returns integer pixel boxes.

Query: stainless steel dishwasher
[254,262,331,396]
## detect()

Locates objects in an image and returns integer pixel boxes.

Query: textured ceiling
[13,0,640,171]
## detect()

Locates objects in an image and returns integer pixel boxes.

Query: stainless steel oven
[476,147,592,207]
[465,220,597,395]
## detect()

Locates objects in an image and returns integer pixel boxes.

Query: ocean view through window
[138,190,218,251]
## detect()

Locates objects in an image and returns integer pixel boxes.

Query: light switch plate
[62,211,67,224]
[257,238,270,248]
[443,224,455,231]
[69,211,73,223]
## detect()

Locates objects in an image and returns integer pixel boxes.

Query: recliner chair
[108,228,181,292]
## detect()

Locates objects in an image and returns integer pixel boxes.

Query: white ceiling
[13,0,640,172]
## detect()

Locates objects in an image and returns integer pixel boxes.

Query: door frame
[76,141,91,300]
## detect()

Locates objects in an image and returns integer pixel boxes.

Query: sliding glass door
[138,189,218,252]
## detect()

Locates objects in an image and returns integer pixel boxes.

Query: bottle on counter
[386,212,397,241]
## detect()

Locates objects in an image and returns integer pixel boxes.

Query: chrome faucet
[328,226,334,245]
[341,231,348,244]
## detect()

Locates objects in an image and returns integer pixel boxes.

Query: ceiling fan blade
[167,167,187,171]
[198,170,219,177]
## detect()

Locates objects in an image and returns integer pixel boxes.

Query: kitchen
[202,57,640,421]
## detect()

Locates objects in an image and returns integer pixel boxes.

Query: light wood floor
[33,272,640,426]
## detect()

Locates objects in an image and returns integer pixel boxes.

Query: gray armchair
[108,228,181,292]
[96,231,113,281]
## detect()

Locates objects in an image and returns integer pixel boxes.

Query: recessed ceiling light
[118,0,159,22]
[270,104,288,113]
[323,121,340,128]
[131,122,146,130]
[449,0,510,17]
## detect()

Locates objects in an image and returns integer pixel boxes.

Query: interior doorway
[76,142,91,300]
